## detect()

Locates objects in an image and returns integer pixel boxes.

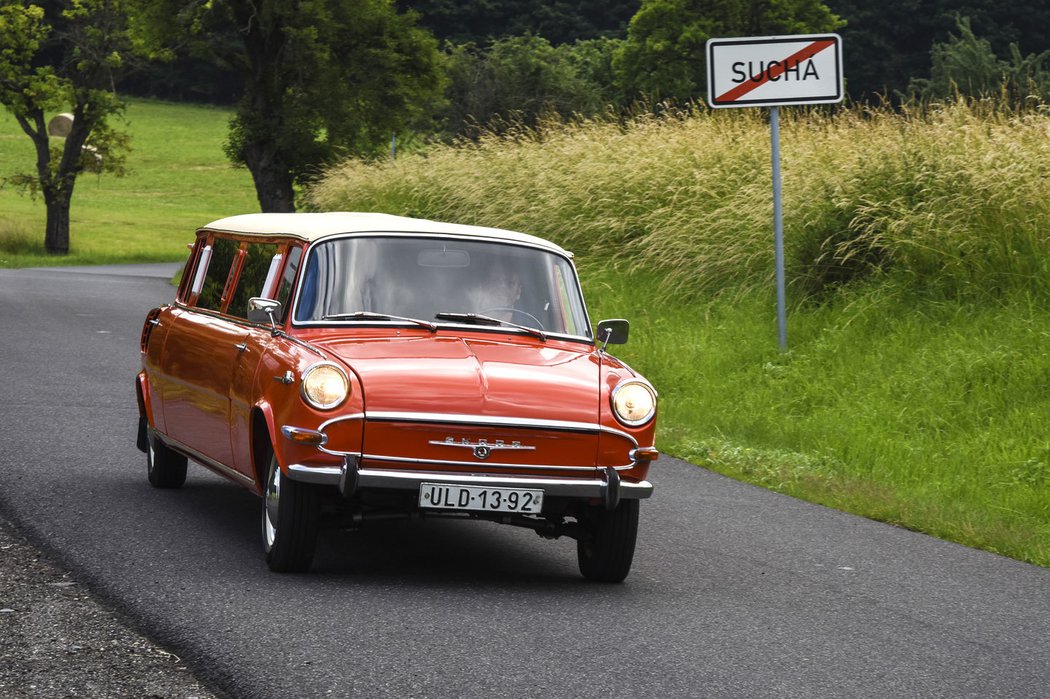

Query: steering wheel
[482,307,545,330]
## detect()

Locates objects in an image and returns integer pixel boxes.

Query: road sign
[707,34,843,109]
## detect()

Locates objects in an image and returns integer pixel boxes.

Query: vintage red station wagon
[136,213,657,581]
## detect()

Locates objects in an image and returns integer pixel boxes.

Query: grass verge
[581,269,1050,566]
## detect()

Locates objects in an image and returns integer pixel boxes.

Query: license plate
[419,483,544,514]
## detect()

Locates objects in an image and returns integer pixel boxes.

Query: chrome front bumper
[286,457,653,509]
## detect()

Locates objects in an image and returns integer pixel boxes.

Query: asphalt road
[1,264,1048,698]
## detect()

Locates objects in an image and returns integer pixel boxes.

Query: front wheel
[146,429,187,489]
[577,500,639,583]
[262,454,320,573]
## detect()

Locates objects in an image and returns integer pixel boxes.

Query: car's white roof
[200,212,572,256]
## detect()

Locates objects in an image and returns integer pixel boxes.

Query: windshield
[294,236,591,338]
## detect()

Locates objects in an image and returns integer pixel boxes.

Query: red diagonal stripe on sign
[715,39,836,103]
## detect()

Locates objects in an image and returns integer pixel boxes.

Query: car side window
[274,246,303,321]
[227,243,279,319]
[195,237,240,312]
[176,239,205,303]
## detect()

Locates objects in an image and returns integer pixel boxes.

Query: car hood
[314,335,600,422]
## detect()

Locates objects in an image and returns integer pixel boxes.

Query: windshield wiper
[323,311,436,332]
[434,312,546,341]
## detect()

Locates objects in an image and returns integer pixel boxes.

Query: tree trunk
[44,192,72,255]
[242,141,296,213]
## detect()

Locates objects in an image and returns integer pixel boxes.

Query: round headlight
[300,363,349,410]
[611,381,656,426]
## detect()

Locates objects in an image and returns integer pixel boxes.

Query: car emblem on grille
[429,437,536,460]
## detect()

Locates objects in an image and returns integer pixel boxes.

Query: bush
[907,17,1050,106]
[439,35,622,139]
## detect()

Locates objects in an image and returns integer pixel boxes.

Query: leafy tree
[615,0,844,103]
[0,1,138,255]
[907,17,1050,105]
[140,0,445,212]
[568,37,629,108]
[400,1,641,45]
[440,35,618,139]
[827,1,1050,101]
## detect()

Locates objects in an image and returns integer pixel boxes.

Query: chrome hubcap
[263,461,281,550]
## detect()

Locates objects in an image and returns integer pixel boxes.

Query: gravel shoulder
[0,512,218,699]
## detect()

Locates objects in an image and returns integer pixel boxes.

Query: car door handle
[149,319,161,326]
[234,342,248,352]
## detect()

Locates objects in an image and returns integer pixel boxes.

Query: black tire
[146,429,187,489]
[261,453,320,573]
[577,499,639,583]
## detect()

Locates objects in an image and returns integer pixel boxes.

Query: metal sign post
[706,34,844,351]
[770,106,787,351]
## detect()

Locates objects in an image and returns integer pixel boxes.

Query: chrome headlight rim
[610,379,657,427]
[299,361,350,410]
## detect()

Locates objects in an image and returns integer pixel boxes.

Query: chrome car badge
[430,436,536,460]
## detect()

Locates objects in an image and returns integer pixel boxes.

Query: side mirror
[248,297,282,327]
[596,319,629,349]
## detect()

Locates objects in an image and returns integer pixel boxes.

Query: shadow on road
[139,467,594,591]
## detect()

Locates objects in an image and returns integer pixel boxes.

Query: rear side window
[227,243,279,318]
[195,238,240,312]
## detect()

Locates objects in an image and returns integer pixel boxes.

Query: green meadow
[0,99,257,267]
[2,98,1047,566]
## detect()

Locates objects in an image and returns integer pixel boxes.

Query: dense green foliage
[309,102,1050,566]
[440,36,623,137]
[104,1,1050,113]
[399,0,640,45]
[907,17,1050,104]
[615,0,844,102]
[827,0,1050,100]
[0,0,141,253]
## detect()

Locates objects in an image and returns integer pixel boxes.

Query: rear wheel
[577,500,639,583]
[262,453,320,572]
[146,430,187,489]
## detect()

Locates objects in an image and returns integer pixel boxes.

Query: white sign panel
[707,34,843,108]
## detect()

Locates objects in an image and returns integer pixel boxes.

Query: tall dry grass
[308,101,1050,566]
[308,101,1050,302]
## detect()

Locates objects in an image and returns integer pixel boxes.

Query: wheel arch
[250,402,279,496]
